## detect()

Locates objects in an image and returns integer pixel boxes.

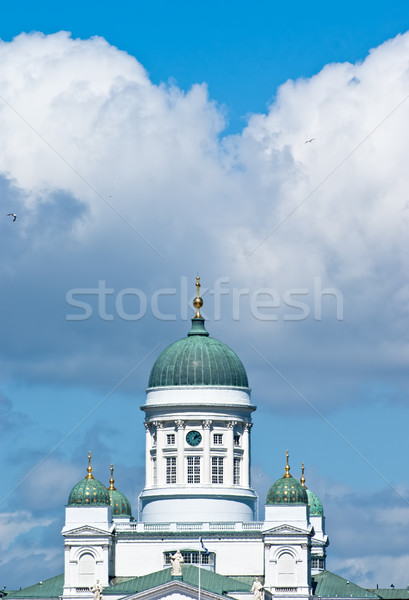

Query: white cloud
[332,554,409,589]
[1,27,409,589]
[0,511,55,553]
[0,29,407,410]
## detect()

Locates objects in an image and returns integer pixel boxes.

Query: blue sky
[1,0,409,591]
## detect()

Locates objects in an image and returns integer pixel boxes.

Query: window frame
[211,456,224,483]
[233,457,240,485]
[187,456,201,483]
[166,456,177,484]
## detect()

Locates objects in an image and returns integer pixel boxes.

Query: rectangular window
[166,434,175,445]
[187,456,200,483]
[234,434,240,446]
[212,457,224,483]
[166,457,176,484]
[152,458,157,485]
[213,434,223,445]
[233,457,240,485]
[311,558,325,569]
[164,551,211,566]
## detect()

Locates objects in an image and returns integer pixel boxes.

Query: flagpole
[198,539,201,600]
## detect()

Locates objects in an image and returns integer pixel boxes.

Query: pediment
[262,524,312,536]
[62,524,112,536]
[120,579,226,600]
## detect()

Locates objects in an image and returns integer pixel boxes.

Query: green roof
[367,591,409,599]
[105,565,251,596]
[312,571,379,598]
[266,475,308,505]
[108,488,132,517]
[307,488,324,516]
[4,568,249,600]
[68,476,110,506]
[6,575,64,599]
[148,318,249,389]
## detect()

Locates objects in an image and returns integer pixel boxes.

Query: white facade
[62,507,114,600]
[139,385,257,523]
[62,317,329,600]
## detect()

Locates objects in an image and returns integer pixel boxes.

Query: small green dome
[266,453,308,505]
[306,488,324,516]
[266,475,308,505]
[300,464,324,516]
[68,476,110,506]
[68,453,110,507]
[148,317,249,389]
[107,465,132,517]
[108,488,132,517]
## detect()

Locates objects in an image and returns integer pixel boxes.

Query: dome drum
[143,386,254,411]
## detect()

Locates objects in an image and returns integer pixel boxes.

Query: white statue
[251,578,263,600]
[170,550,184,576]
[90,580,103,600]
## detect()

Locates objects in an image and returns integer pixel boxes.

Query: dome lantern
[193,275,204,319]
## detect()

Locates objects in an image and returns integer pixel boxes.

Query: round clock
[186,430,202,446]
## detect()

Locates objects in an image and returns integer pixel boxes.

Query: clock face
[186,430,202,446]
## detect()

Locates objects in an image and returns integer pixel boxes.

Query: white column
[154,422,166,486]
[144,423,152,488]
[226,421,237,486]
[242,422,252,487]
[100,544,110,586]
[202,420,212,484]
[63,544,71,588]
[176,420,185,484]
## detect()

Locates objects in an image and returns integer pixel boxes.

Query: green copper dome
[68,477,110,506]
[266,453,308,505]
[266,475,308,505]
[306,488,324,516]
[300,464,324,516]
[107,466,132,517]
[108,488,132,517]
[67,453,110,507]
[148,317,249,389]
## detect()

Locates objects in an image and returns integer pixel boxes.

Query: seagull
[7,213,17,221]
[305,138,315,144]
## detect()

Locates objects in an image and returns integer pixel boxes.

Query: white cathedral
[7,280,397,600]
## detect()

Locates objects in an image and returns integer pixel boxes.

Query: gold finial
[86,451,94,479]
[300,463,307,488]
[283,450,292,478]
[109,464,116,490]
[193,276,203,318]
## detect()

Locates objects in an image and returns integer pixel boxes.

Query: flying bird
[7,213,17,221]
[305,138,315,144]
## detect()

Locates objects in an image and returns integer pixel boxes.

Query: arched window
[78,553,95,586]
[277,552,296,587]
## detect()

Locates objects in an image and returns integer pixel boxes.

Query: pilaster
[242,422,252,487]
[176,420,185,484]
[226,421,237,485]
[202,420,212,484]
[144,423,152,488]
